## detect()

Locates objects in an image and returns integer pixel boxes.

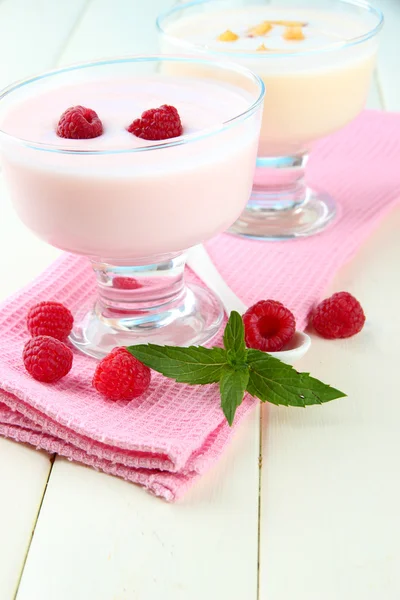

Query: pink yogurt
[0,75,261,260]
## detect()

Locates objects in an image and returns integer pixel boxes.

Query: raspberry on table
[57,105,103,139]
[23,336,73,383]
[93,347,151,401]
[243,299,296,352]
[311,291,365,339]
[127,104,183,141]
[27,301,73,341]
[113,277,142,290]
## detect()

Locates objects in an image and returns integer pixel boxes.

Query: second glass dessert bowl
[0,55,264,358]
[158,0,383,240]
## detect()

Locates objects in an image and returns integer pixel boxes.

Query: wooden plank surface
[258,3,400,597]
[59,0,173,65]
[16,408,260,600]
[375,0,400,111]
[0,440,52,600]
[0,2,88,598]
[259,207,400,600]
[0,0,89,88]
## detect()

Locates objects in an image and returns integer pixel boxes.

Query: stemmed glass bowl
[158,0,383,240]
[0,55,264,358]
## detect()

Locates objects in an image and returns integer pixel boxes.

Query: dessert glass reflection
[158,0,383,240]
[0,56,264,358]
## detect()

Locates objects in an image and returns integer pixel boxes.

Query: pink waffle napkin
[206,110,400,327]
[0,110,399,501]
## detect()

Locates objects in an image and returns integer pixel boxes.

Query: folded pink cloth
[0,110,399,501]
[207,110,400,328]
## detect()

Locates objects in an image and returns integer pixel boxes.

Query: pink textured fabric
[207,111,400,327]
[0,110,399,501]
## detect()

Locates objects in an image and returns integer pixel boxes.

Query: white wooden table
[0,1,399,598]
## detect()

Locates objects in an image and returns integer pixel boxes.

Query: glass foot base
[229,189,337,241]
[69,283,224,360]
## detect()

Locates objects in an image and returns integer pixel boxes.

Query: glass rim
[156,0,384,58]
[0,54,265,155]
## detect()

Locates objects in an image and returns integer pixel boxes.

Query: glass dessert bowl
[158,0,383,240]
[0,56,264,358]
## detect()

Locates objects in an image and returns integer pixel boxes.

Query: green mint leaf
[220,366,249,426]
[126,344,228,385]
[223,311,246,358]
[246,349,346,407]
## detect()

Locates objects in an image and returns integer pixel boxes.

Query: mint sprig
[223,310,246,359]
[220,366,249,425]
[127,311,346,426]
[127,345,226,385]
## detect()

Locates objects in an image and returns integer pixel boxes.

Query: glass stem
[229,150,336,240]
[69,251,223,357]
[91,253,187,328]
[251,152,309,212]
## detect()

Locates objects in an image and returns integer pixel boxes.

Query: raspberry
[23,336,73,383]
[243,300,296,352]
[57,105,103,139]
[311,291,365,339]
[127,104,183,141]
[93,347,151,401]
[27,301,73,341]
[113,277,142,290]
